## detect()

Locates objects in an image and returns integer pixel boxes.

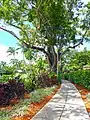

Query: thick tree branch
[22,41,49,55]
[62,30,88,56]
[31,46,48,55]
[0,27,20,40]
[69,30,87,49]
[0,26,48,56]
[9,23,29,40]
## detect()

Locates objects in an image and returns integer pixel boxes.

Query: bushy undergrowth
[18,71,58,91]
[0,57,58,107]
[30,86,55,102]
[64,70,90,89]
[0,58,58,92]
[0,80,25,105]
[0,74,13,83]
[0,86,56,120]
[20,73,38,91]
[38,72,58,88]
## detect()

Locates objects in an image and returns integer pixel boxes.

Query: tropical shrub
[0,74,14,83]
[0,80,25,105]
[48,71,56,79]
[0,88,7,105]
[38,72,58,88]
[17,58,49,91]
[20,73,37,91]
[63,70,90,89]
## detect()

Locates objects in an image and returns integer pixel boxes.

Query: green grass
[30,86,55,102]
[0,86,56,120]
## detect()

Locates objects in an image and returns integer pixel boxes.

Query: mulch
[11,85,61,120]
[74,84,90,113]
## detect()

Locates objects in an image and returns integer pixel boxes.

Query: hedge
[63,70,90,89]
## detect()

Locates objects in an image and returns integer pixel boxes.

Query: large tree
[0,0,90,72]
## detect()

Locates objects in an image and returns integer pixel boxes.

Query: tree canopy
[0,0,90,72]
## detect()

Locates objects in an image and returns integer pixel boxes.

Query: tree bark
[46,46,57,72]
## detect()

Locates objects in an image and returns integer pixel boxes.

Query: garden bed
[0,85,60,120]
[74,84,90,117]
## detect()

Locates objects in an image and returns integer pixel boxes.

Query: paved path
[31,80,90,120]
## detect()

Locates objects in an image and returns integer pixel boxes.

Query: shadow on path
[32,80,90,120]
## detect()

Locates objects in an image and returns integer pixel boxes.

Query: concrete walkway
[31,80,90,120]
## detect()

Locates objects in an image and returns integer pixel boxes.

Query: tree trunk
[46,46,64,73]
[46,46,57,73]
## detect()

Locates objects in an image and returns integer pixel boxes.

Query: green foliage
[0,57,49,91]
[38,72,58,88]
[64,70,90,89]
[0,0,90,72]
[57,72,62,83]
[0,74,13,83]
[0,86,56,119]
[48,71,56,79]
[7,47,18,60]
[17,58,48,90]
[0,61,17,77]
[19,59,48,90]
[0,98,30,120]
[24,48,36,60]
[63,50,90,72]
[36,58,46,71]
[20,73,37,91]
[0,110,10,120]
[30,87,55,102]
